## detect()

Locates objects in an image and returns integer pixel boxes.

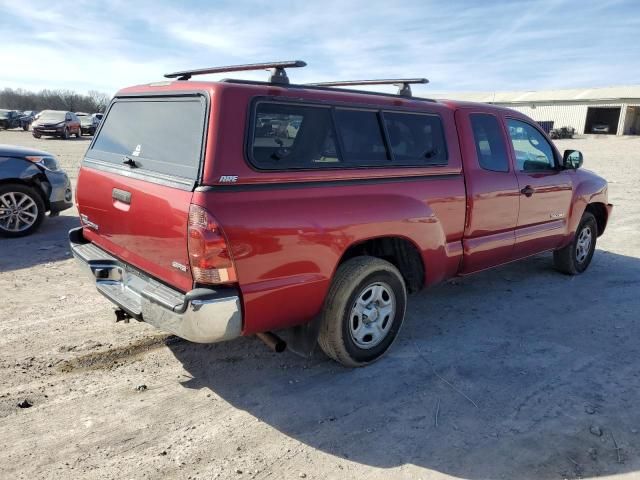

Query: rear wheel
[318,256,407,367]
[75,127,81,138]
[553,211,597,274]
[32,132,41,139]
[0,184,46,237]
[62,127,69,140]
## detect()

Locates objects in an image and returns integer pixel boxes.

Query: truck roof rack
[164,60,307,83]
[305,78,429,98]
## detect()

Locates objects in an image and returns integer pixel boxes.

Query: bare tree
[0,87,111,113]
[88,90,112,112]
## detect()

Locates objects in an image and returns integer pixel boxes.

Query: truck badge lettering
[80,214,99,231]
[171,261,188,272]
[219,175,238,183]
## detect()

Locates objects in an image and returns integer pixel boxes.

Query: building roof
[428,84,640,104]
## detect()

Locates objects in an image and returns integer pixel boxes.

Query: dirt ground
[1,129,639,480]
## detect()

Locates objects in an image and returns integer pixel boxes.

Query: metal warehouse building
[431,85,640,136]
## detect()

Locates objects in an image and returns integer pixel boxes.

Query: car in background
[31,110,82,139]
[0,144,72,237]
[549,126,575,139]
[19,111,37,130]
[76,112,101,135]
[0,109,23,130]
[592,124,610,134]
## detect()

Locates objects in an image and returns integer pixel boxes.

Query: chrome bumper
[68,227,242,343]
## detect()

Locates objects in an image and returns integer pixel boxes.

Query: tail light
[187,204,237,284]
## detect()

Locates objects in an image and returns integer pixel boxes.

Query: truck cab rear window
[90,97,206,180]
[249,101,449,170]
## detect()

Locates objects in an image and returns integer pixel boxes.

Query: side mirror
[563,149,583,169]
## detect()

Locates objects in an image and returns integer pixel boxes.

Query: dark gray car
[0,144,73,237]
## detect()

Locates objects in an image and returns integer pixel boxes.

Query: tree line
[0,88,111,113]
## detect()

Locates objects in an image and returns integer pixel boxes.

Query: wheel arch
[336,235,426,294]
[0,177,50,210]
[584,202,608,237]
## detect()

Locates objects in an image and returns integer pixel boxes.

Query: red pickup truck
[70,62,612,367]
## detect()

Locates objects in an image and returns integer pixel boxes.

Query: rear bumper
[68,227,242,343]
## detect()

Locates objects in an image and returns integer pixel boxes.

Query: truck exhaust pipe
[256,332,286,353]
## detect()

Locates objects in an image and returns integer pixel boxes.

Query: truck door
[504,118,573,259]
[457,110,520,273]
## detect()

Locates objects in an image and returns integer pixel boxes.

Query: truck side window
[334,109,389,165]
[383,112,448,166]
[470,114,509,172]
[251,103,340,169]
[506,119,556,171]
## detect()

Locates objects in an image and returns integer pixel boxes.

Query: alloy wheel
[0,191,39,233]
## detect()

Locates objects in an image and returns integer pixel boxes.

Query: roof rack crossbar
[305,78,429,97]
[164,60,307,83]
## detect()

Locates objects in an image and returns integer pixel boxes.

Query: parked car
[0,144,72,237]
[592,124,610,134]
[549,126,575,139]
[70,61,612,367]
[0,109,23,130]
[32,110,82,139]
[76,112,100,135]
[18,110,37,130]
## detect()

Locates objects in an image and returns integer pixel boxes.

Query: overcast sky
[1,0,639,97]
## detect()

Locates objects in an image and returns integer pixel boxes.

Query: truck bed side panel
[192,176,465,335]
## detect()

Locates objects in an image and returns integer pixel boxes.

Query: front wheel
[62,127,69,140]
[553,212,597,274]
[318,256,407,367]
[0,184,46,237]
[75,128,82,138]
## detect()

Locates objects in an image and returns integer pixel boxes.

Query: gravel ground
[1,129,639,480]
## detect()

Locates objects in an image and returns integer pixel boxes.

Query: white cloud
[0,0,638,95]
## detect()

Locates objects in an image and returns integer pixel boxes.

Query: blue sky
[1,0,639,96]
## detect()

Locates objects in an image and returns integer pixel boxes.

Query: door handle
[520,185,535,197]
[112,188,132,204]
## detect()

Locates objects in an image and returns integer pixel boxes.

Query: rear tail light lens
[187,204,237,284]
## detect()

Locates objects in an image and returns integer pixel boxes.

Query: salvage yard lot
[1,129,639,480]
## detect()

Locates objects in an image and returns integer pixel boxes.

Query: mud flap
[279,316,323,358]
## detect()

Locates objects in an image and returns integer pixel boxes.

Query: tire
[553,212,597,275]
[62,127,69,140]
[32,132,41,139]
[76,128,82,139]
[0,184,46,237]
[318,256,407,367]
